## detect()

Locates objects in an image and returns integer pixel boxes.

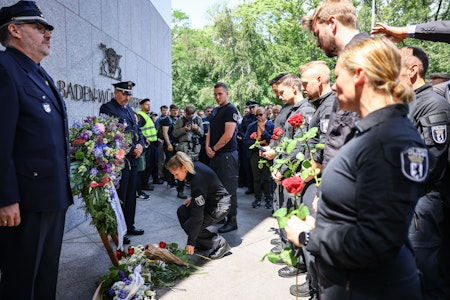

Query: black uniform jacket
[185,162,229,245]
[0,47,73,211]
[307,104,429,270]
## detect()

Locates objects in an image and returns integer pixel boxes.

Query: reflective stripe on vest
[137,111,157,142]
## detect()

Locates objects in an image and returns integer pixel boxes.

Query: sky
[172,0,244,29]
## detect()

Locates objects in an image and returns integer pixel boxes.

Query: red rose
[287,114,304,128]
[159,241,167,249]
[73,138,86,146]
[273,127,283,137]
[128,246,134,256]
[271,135,279,140]
[250,132,257,139]
[281,176,305,196]
[116,249,123,260]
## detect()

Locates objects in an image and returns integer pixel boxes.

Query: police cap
[113,81,135,95]
[246,100,259,107]
[139,98,150,105]
[150,111,158,116]
[0,1,54,31]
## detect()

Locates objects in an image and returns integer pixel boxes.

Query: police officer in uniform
[237,100,258,194]
[167,151,231,259]
[399,46,450,300]
[286,37,426,300]
[286,61,334,296]
[0,2,73,298]
[206,82,240,233]
[100,81,145,244]
[137,98,159,191]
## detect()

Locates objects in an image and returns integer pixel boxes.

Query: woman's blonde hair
[166,151,195,174]
[339,37,414,105]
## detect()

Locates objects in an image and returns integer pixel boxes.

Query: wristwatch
[299,231,310,246]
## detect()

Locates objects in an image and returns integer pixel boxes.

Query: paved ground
[56,184,308,300]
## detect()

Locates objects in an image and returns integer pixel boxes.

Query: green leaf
[296,204,310,220]
[272,207,287,217]
[279,248,298,266]
[277,216,288,228]
[286,140,297,154]
[261,252,281,263]
[315,143,325,149]
[302,160,312,169]
[295,152,304,162]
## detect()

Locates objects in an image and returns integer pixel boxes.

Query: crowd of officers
[103,2,450,299]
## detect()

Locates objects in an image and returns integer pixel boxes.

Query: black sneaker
[270,238,281,245]
[177,191,188,199]
[264,200,272,209]
[209,240,231,259]
[290,281,310,297]
[278,265,299,278]
[251,200,261,208]
[271,244,282,254]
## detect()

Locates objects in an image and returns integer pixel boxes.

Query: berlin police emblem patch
[194,195,205,206]
[431,125,447,144]
[401,147,428,182]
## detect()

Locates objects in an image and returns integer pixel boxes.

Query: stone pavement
[56,184,308,300]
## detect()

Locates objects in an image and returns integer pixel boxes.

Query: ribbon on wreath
[106,183,127,250]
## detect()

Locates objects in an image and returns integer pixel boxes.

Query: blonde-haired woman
[285,37,428,299]
[167,152,231,259]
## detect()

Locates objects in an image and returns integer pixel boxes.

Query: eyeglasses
[14,22,52,34]
[256,113,264,117]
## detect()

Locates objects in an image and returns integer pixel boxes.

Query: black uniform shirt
[209,103,239,153]
[307,91,335,164]
[409,83,450,189]
[185,162,230,245]
[307,104,429,270]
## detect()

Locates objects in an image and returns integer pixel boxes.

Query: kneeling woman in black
[167,151,232,259]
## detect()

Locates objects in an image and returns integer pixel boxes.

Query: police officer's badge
[431,125,447,144]
[401,147,428,182]
[194,195,205,206]
[42,103,51,113]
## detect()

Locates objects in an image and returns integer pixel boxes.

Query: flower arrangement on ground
[262,113,322,266]
[69,115,131,235]
[100,242,199,299]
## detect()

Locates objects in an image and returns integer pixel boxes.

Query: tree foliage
[172,0,450,112]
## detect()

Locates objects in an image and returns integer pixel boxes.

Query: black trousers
[163,145,184,192]
[177,202,229,250]
[210,151,239,216]
[0,209,66,300]
[118,160,138,231]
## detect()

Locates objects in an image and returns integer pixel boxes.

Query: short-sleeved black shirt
[209,103,239,153]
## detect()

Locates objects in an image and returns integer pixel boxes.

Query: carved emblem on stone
[99,43,122,80]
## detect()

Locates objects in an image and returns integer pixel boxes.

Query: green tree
[172,0,450,111]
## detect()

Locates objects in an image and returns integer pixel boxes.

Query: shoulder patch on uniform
[400,147,428,183]
[320,119,329,133]
[194,195,205,206]
[233,113,239,122]
[431,125,447,144]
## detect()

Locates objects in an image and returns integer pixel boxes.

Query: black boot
[218,215,238,233]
